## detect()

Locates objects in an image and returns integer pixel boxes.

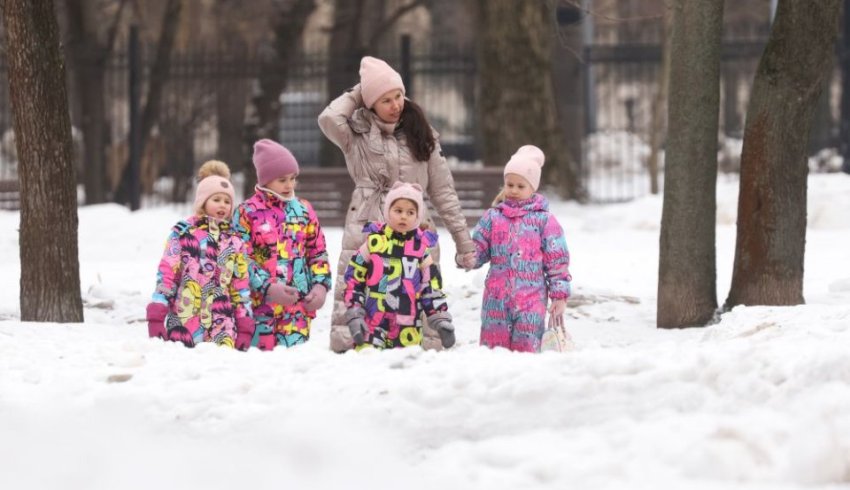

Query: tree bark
[475,0,582,199]
[4,0,84,322]
[657,0,724,328]
[725,0,841,308]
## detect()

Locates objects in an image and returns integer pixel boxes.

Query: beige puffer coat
[318,85,474,352]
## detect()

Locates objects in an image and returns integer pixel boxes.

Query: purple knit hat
[252,139,299,186]
[503,145,545,191]
[383,182,424,229]
[359,56,405,109]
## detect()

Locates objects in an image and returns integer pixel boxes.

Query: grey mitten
[348,317,368,346]
[432,319,456,349]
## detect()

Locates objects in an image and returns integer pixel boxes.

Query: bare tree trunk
[475,0,582,199]
[64,0,127,205]
[657,0,724,329]
[647,4,672,196]
[115,0,182,205]
[4,0,84,322]
[242,0,316,195]
[725,0,841,309]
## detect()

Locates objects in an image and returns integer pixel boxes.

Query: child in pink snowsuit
[146,160,255,350]
[233,139,332,350]
[463,145,572,352]
[343,182,456,350]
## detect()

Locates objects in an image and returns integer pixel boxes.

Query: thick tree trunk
[4,0,84,322]
[657,0,724,328]
[725,0,841,308]
[475,0,582,199]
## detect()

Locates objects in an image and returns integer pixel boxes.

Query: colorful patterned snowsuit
[150,215,253,348]
[234,189,331,349]
[343,223,450,349]
[470,194,571,352]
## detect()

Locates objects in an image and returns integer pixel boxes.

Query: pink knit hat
[383,182,424,229]
[503,145,545,191]
[253,139,299,186]
[359,56,405,109]
[193,160,235,215]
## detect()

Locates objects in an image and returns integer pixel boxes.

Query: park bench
[0,179,19,210]
[296,166,504,227]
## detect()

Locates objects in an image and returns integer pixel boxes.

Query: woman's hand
[548,299,567,317]
[456,252,476,271]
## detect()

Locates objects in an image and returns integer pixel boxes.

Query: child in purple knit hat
[232,139,332,350]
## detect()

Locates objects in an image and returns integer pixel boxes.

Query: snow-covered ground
[2,174,850,490]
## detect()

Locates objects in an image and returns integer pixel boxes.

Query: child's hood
[497,193,549,218]
[360,221,438,248]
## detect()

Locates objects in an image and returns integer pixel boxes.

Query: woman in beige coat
[318,56,474,352]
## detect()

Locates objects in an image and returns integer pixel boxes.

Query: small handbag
[541,313,574,352]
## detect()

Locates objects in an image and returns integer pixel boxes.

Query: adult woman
[318,56,473,352]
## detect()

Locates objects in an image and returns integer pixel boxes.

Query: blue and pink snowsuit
[470,194,571,352]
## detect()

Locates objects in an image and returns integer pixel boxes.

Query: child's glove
[455,252,476,271]
[303,284,328,312]
[346,308,368,346]
[145,303,168,339]
[234,317,255,351]
[267,282,298,306]
[430,319,456,348]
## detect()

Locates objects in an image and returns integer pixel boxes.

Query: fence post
[128,25,142,210]
[842,0,850,173]
[581,0,596,135]
[400,34,412,99]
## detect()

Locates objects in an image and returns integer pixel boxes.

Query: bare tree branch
[367,0,426,49]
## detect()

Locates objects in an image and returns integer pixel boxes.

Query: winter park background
[1,171,850,490]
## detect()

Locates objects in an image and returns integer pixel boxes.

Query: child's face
[387,198,418,233]
[372,89,404,124]
[503,174,534,201]
[203,192,232,220]
[266,173,297,198]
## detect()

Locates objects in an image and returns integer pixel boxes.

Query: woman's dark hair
[400,98,435,162]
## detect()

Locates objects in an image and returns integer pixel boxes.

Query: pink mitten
[267,282,298,306]
[234,317,255,351]
[145,302,168,339]
[303,284,328,312]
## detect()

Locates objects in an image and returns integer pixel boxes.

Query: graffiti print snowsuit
[470,194,571,352]
[234,189,331,349]
[343,222,449,349]
[150,215,252,347]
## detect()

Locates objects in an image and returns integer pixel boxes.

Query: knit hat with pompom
[193,160,235,215]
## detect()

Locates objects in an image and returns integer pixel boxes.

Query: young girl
[463,145,572,353]
[343,182,455,350]
[146,160,255,350]
[233,139,331,350]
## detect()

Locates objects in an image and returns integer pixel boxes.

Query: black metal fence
[0,28,844,208]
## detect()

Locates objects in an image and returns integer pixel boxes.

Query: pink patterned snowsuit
[470,194,571,352]
[150,215,253,347]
